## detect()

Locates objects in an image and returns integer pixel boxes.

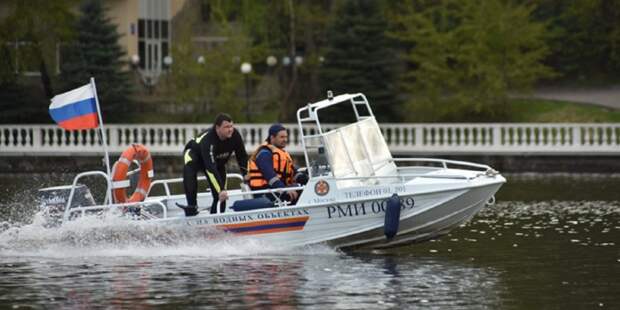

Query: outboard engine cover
[37,184,95,227]
[384,194,401,240]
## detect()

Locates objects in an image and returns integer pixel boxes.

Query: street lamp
[281,55,304,67]
[282,56,291,67]
[266,55,278,67]
[294,56,303,66]
[162,56,173,87]
[163,55,173,68]
[130,54,157,94]
[240,62,252,122]
[131,54,140,68]
[277,54,303,117]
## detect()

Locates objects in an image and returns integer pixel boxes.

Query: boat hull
[146,175,504,250]
[329,181,503,249]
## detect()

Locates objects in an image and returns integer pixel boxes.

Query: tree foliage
[59,0,132,122]
[169,1,257,122]
[0,0,76,92]
[391,0,554,122]
[169,0,330,123]
[2,0,620,124]
[208,0,331,122]
[320,0,401,122]
[535,0,620,81]
[0,0,77,123]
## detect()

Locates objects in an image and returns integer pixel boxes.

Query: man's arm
[256,150,298,202]
[233,130,249,176]
[200,138,224,194]
[255,150,285,188]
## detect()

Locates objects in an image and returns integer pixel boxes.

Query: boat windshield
[319,117,398,187]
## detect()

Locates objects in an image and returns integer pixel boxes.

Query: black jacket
[185,128,248,186]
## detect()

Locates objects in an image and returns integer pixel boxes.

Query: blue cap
[268,123,286,137]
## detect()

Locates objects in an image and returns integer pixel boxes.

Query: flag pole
[90,77,113,204]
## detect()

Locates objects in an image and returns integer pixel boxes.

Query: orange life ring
[112,144,154,203]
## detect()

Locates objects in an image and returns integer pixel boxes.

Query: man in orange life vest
[247,124,300,203]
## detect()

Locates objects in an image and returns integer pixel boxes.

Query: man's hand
[218,190,228,202]
[286,190,298,202]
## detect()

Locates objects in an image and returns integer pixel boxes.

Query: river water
[0,173,618,309]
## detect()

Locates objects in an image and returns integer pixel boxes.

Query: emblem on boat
[314,180,330,196]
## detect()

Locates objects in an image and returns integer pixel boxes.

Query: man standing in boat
[181,113,248,216]
[247,123,302,204]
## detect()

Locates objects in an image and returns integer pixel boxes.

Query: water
[1,173,619,309]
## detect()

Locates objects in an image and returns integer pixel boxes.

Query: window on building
[137,0,171,72]
[201,2,210,22]
[6,41,61,76]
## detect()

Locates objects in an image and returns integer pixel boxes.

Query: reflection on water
[391,200,620,309]
[499,173,620,201]
[0,251,504,309]
[0,173,619,308]
[297,255,502,309]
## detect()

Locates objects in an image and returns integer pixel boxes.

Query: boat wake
[0,212,337,258]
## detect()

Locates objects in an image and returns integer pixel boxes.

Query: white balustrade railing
[1,123,619,156]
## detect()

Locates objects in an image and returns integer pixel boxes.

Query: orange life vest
[248,142,294,189]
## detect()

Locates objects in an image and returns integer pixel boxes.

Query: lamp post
[163,55,173,69]
[131,54,141,68]
[278,54,303,119]
[266,55,278,67]
[163,56,173,88]
[282,56,291,67]
[294,55,303,66]
[131,54,172,94]
[240,62,252,122]
[130,54,152,94]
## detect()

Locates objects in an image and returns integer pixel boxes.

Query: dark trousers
[252,187,298,205]
[183,150,226,214]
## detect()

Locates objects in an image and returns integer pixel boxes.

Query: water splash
[0,172,338,259]
[0,212,338,259]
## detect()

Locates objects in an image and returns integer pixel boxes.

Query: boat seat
[335,160,399,188]
[373,161,399,184]
[231,197,273,212]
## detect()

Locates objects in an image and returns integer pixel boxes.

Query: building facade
[2,0,188,78]
[107,0,187,75]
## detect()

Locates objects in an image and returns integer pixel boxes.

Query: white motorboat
[39,92,505,249]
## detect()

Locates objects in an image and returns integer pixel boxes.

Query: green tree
[392,0,554,122]
[60,0,132,121]
[0,0,77,123]
[169,0,257,122]
[320,0,401,122]
[535,0,620,81]
[277,0,331,121]
[0,0,76,96]
[207,0,331,122]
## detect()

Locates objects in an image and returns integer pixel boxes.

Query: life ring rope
[112,144,154,203]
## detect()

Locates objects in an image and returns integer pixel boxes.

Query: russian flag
[49,83,99,130]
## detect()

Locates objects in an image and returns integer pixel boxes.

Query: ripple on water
[452,200,620,249]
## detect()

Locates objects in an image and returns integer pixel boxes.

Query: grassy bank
[508,99,620,123]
